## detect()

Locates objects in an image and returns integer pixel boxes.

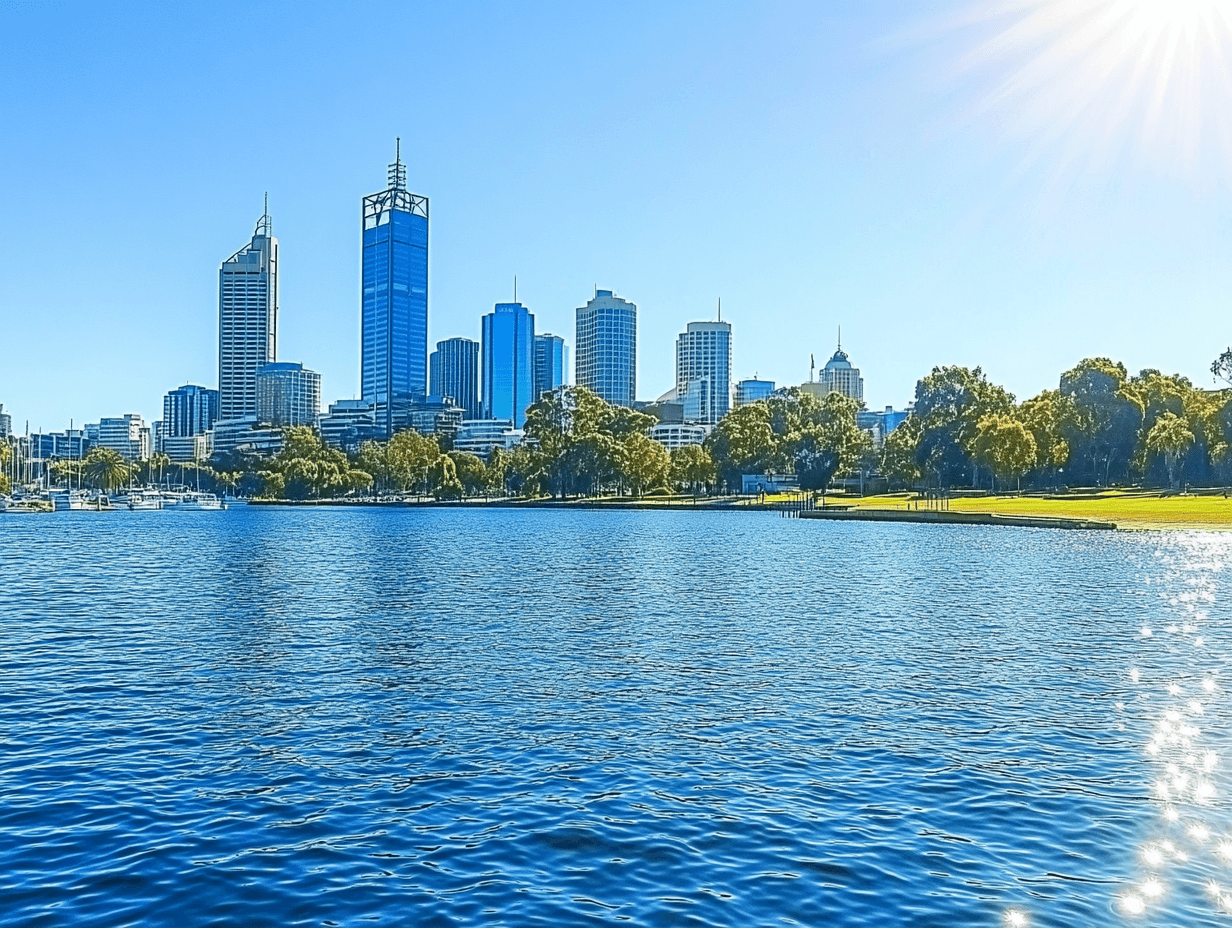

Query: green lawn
[846,491,1232,530]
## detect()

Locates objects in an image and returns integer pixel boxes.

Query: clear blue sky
[2,0,1230,432]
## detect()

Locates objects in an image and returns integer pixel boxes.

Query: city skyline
[4,3,1232,432]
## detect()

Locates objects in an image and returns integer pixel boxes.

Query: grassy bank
[836,490,1232,531]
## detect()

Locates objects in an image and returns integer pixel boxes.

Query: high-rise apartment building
[362,141,429,437]
[256,362,321,427]
[162,385,220,439]
[533,333,567,401]
[575,289,636,407]
[218,206,278,421]
[430,337,480,419]
[675,321,732,425]
[481,302,535,428]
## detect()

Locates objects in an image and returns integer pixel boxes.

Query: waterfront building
[533,333,567,402]
[163,433,213,463]
[481,302,535,428]
[429,337,480,419]
[452,419,525,459]
[320,399,378,453]
[208,416,284,457]
[675,321,732,425]
[362,141,429,437]
[734,378,776,408]
[0,404,10,439]
[26,430,88,461]
[162,385,219,442]
[218,205,278,421]
[97,414,149,461]
[648,422,707,450]
[256,362,321,427]
[394,394,465,439]
[575,289,636,407]
[741,473,799,494]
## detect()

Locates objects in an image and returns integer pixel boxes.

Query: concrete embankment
[798,508,1116,531]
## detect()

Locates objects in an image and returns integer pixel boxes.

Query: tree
[83,447,131,492]
[670,444,715,495]
[704,401,777,491]
[971,414,1037,493]
[1146,412,1195,489]
[789,392,871,493]
[912,366,1014,488]
[621,433,670,497]
[0,441,10,495]
[1058,358,1143,486]
[428,454,463,500]
[264,426,373,499]
[1019,390,1069,487]
[447,451,488,497]
[880,416,922,491]
[1212,348,1232,387]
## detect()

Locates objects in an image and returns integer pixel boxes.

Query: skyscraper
[533,333,567,401]
[163,385,219,439]
[675,320,732,425]
[430,337,480,419]
[362,140,429,437]
[575,289,636,407]
[481,302,535,428]
[218,204,278,421]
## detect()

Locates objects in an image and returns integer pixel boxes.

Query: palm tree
[83,447,131,492]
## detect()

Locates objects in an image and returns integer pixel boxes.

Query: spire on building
[388,137,407,190]
[254,192,272,238]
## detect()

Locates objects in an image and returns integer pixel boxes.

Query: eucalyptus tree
[1018,390,1069,487]
[1146,412,1195,490]
[1058,358,1143,486]
[670,444,715,496]
[789,392,871,494]
[911,366,1014,488]
[971,414,1037,493]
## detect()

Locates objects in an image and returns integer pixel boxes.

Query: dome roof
[824,348,852,370]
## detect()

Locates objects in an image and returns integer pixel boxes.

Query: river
[1,508,1228,926]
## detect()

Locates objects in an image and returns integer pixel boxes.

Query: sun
[939,0,1232,180]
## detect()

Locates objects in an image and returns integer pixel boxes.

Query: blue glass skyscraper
[362,141,429,437]
[533,333,567,401]
[481,302,535,428]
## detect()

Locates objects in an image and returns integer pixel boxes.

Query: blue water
[1,508,1230,926]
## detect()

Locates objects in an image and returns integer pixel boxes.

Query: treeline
[13,354,1227,501]
[881,358,1232,491]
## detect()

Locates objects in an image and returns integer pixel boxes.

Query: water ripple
[1,510,1230,925]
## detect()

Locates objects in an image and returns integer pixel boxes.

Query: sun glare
[939,0,1232,181]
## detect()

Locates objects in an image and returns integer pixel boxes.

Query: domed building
[800,337,864,404]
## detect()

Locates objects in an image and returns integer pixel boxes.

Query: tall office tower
[533,333,567,401]
[218,204,278,421]
[675,321,732,425]
[481,302,535,428]
[256,362,322,427]
[430,337,480,419]
[0,403,11,439]
[574,289,636,407]
[162,385,220,439]
[362,140,429,437]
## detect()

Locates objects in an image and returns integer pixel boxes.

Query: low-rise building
[734,378,775,408]
[452,419,525,459]
[648,422,707,450]
[208,416,284,457]
[856,406,911,447]
[320,399,378,453]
